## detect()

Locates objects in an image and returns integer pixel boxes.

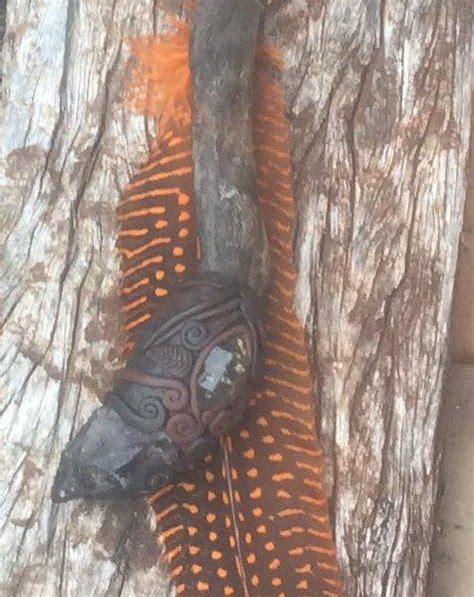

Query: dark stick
[190,0,269,294]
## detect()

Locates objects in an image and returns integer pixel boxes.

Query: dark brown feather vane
[119,23,342,597]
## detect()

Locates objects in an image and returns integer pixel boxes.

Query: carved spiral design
[180,320,208,350]
[162,386,189,412]
[146,344,193,377]
[134,396,166,423]
[166,413,201,445]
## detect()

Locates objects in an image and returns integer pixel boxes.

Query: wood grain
[0,0,472,596]
[190,0,269,293]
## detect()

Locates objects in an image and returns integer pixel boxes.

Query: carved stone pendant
[52,272,262,502]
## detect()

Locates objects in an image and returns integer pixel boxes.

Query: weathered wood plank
[0,0,472,596]
[264,0,472,594]
[0,1,180,594]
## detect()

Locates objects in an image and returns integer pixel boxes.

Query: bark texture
[191,0,269,292]
[263,1,472,595]
[450,99,474,363]
[0,1,472,597]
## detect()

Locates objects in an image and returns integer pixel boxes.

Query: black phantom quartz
[52,272,262,501]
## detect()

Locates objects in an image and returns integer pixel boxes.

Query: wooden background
[0,1,472,595]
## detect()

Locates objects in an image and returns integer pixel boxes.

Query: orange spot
[176,585,185,595]
[265,542,275,551]
[178,227,189,238]
[262,435,275,444]
[155,270,165,280]
[229,536,236,548]
[250,487,262,499]
[272,578,283,587]
[257,524,267,534]
[211,550,222,560]
[247,468,258,479]
[223,588,234,596]
[225,516,232,528]
[183,503,199,514]
[207,491,216,501]
[270,453,283,463]
[247,553,256,564]
[175,263,186,273]
[297,580,309,590]
[272,472,294,482]
[179,210,191,222]
[189,545,200,555]
[217,568,228,579]
[251,575,260,587]
[173,246,184,256]
[209,531,217,542]
[206,513,216,523]
[197,581,209,591]
[240,429,250,439]
[244,448,255,459]
[296,564,312,574]
[252,507,263,517]
[178,193,190,206]
[154,287,168,297]
[155,219,168,229]
[192,564,203,575]
[171,565,183,577]
[269,559,281,570]
[188,526,198,536]
[245,532,252,544]
[277,489,290,498]
[256,416,268,426]
[205,470,214,482]
[177,482,195,492]
[222,491,229,505]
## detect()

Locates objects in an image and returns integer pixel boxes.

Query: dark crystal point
[52,272,262,502]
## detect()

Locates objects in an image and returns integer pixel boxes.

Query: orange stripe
[121,295,147,312]
[118,227,149,237]
[118,205,166,221]
[122,255,164,278]
[121,187,190,207]
[121,277,150,295]
[125,166,192,191]
[270,410,313,431]
[155,504,179,523]
[119,237,171,259]
[125,313,151,331]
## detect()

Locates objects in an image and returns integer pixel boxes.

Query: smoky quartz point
[52,272,262,502]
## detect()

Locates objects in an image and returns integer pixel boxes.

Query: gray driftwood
[0,1,472,596]
[190,0,269,292]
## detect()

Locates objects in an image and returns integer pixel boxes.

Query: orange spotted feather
[119,21,342,597]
